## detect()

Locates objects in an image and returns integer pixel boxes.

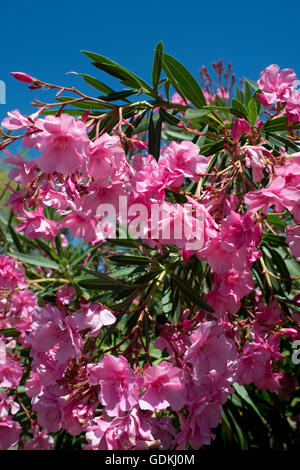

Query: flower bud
[11,72,34,83]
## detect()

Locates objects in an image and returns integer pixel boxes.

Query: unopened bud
[11,72,34,83]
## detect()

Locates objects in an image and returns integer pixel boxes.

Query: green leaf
[148,111,162,160]
[162,279,173,314]
[260,130,300,153]
[195,123,209,149]
[164,79,171,101]
[184,108,212,120]
[99,90,136,102]
[8,224,23,252]
[201,139,225,157]
[244,77,259,91]
[77,277,123,291]
[235,86,243,103]
[244,82,252,106]
[248,98,257,127]
[159,107,181,126]
[162,53,207,108]
[171,274,214,313]
[162,128,194,142]
[82,50,153,95]
[152,41,163,90]
[262,233,286,247]
[67,72,114,94]
[226,407,248,450]
[231,98,248,119]
[262,116,288,133]
[108,254,150,266]
[233,383,268,426]
[0,328,20,338]
[266,214,286,230]
[43,109,90,117]
[8,252,59,270]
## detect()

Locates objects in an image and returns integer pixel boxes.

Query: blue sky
[1,0,300,125]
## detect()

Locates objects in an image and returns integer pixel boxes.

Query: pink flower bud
[232,118,252,143]
[239,118,252,134]
[11,72,34,83]
[131,139,147,150]
[279,328,299,339]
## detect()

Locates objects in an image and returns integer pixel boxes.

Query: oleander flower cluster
[0,52,299,450]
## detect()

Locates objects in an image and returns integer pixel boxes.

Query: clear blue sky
[1,0,300,123]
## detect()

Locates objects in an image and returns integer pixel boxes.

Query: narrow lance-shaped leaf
[67,72,114,94]
[248,98,258,127]
[152,41,163,90]
[163,53,207,108]
[82,50,154,95]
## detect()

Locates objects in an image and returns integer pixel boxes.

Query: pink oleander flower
[154,325,190,358]
[0,339,23,389]
[286,225,300,260]
[257,64,297,105]
[0,391,20,420]
[220,211,261,252]
[286,89,300,123]
[30,114,90,174]
[6,289,37,332]
[159,141,209,187]
[147,200,205,252]
[253,363,283,392]
[146,415,178,450]
[242,145,272,182]
[244,176,290,214]
[59,208,98,243]
[174,399,221,450]
[253,300,281,336]
[73,302,116,336]
[1,109,37,130]
[56,285,76,306]
[0,417,21,450]
[5,188,26,214]
[184,321,237,384]
[0,255,26,290]
[3,150,38,185]
[29,347,67,387]
[84,408,156,450]
[198,227,259,274]
[139,361,186,412]
[24,426,54,450]
[31,383,95,434]
[206,269,254,316]
[88,354,143,417]
[87,133,127,183]
[29,304,82,362]
[16,207,59,240]
[31,385,64,433]
[25,371,42,398]
[131,152,166,199]
[199,366,237,405]
[236,340,283,390]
